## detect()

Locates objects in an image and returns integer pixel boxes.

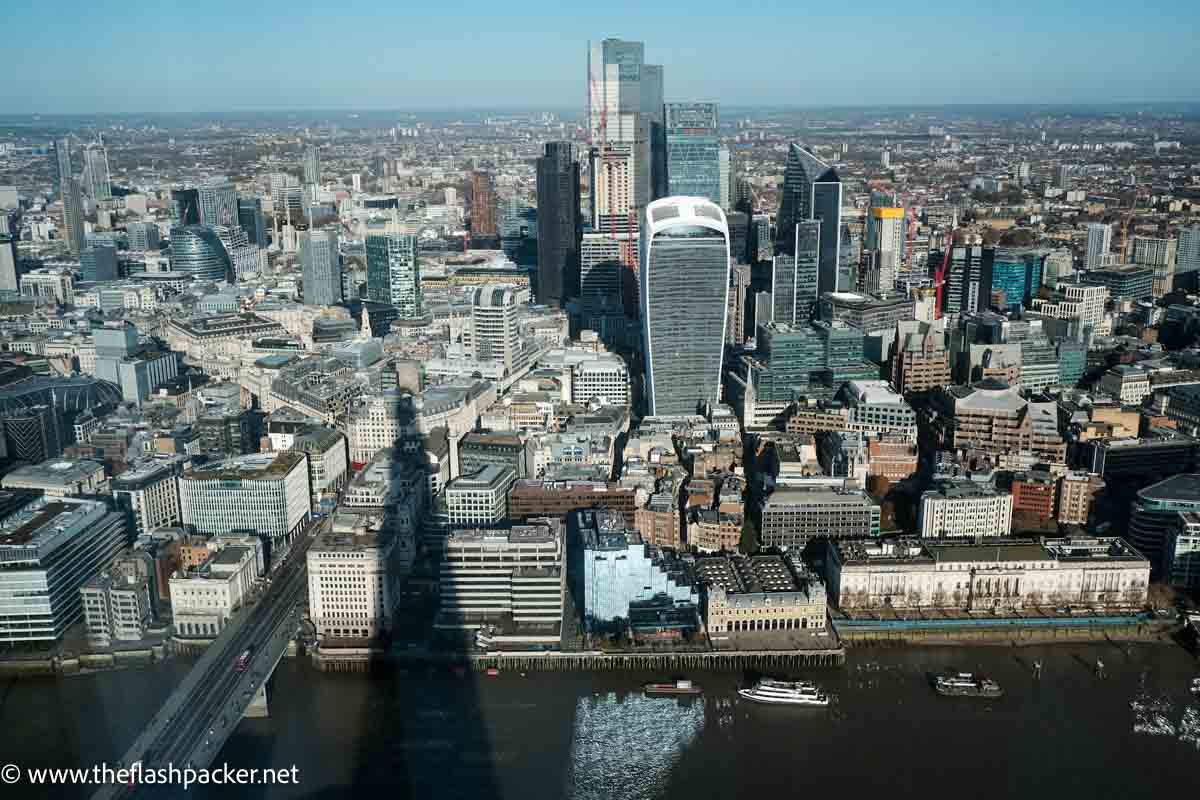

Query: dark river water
[2,644,1198,799]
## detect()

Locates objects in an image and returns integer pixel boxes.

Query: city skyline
[4,2,1199,114]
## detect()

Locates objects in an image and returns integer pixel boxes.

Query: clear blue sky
[6,0,1198,113]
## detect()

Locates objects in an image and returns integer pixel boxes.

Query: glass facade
[535,141,580,307]
[772,220,820,326]
[365,233,422,319]
[300,229,342,306]
[991,251,1043,311]
[777,143,842,294]
[197,180,238,228]
[664,103,720,203]
[169,225,232,282]
[641,198,729,416]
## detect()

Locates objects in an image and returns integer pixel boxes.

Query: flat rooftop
[184,451,305,481]
[2,459,104,487]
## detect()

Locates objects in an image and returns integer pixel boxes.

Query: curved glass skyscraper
[169,225,232,282]
[640,196,730,417]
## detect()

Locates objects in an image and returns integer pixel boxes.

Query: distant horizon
[4,0,1198,115]
[3,100,1200,121]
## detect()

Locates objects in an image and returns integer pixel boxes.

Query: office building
[760,487,880,548]
[237,198,267,249]
[170,537,262,638]
[178,452,310,546]
[1086,223,1112,271]
[1127,474,1200,575]
[586,39,663,235]
[2,459,108,497]
[865,207,904,295]
[579,233,624,315]
[81,144,111,201]
[197,179,238,228]
[1030,282,1109,334]
[509,479,637,527]
[365,232,422,319]
[460,432,534,480]
[1167,512,1200,592]
[0,213,16,293]
[1132,236,1177,296]
[573,509,697,629]
[3,405,64,463]
[696,553,827,635]
[468,285,520,371]
[471,171,497,237]
[437,519,565,644]
[61,177,85,256]
[80,243,118,283]
[444,464,517,528]
[80,573,152,646]
[891,319,950,394]
[777,143,842,294]
[772,220,820,327]
[303,145,321,186]
[125,221,160,252]
[932,379,1067,464]
[169,225,232,282]
[301,228,342,306]
[1178,227,1200,277]
[307,511,396,641]
[1057,470,1104,526]
[112,456,185,535]
[535,141,581,307]
[664,102,720,203]
[0,495,127,643]
[640,196,730,416]
[1083,264,1153,301]
[827,537,1149,612]
[918,481,1014,538]
[171,188,201,227]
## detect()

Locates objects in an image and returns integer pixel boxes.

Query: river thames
[2,643,1198,799]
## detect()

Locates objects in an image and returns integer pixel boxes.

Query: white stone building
[918,482,1014,539]
[828,537,1150,612]
[306,511,398,640]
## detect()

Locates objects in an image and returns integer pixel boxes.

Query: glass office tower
[772,220,821,327]
[640,197,730,416]
[365,232,422,319]
[300,228,342,306]
[777,143,842,294]
[664,102,720,203]
[169,225,232,282]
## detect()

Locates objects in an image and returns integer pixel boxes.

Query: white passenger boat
[737,678,830,707]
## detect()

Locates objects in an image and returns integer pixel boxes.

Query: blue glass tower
[664,103,720,203]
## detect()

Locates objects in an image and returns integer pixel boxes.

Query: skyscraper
[0,210,19,293]
[1180,227,1200,277]
[772,220,820,327]
[777,143,843,294]
[719,145,732,210]
[81,243,118,283]
[470,171,497,237]
[61,177,86,256]
[535,142,581,307]
[365,232,422,319]
[81,144,112,201]
[1086,222,1112,271]
[579,233,624,316]
[640,197,730,416]
[468,285,520,371]
[170,189,201,227]
[197,179,239,229]
[865,206,905,295]
[169,225,232,282]
[587,39,663,234]
[300,228,342,306]
[54,138,72,192]
[1132,236,1178,296]
[664,102,720,203]
[237,198,267,249]
[303,146,321,186]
